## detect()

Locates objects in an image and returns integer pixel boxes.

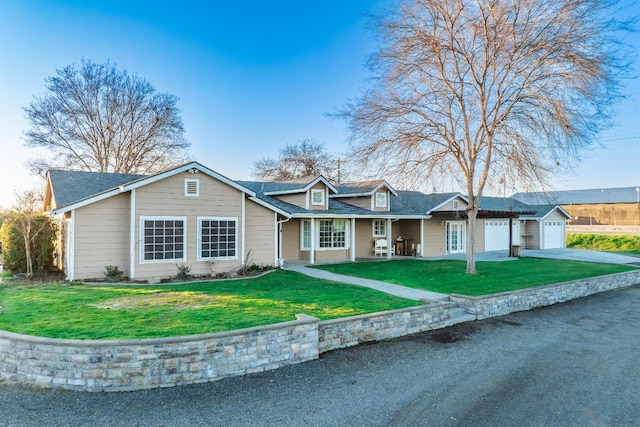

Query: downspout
[276,215,290,267]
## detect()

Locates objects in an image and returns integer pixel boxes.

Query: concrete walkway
[284,262,449,302]
[522,248,640,265]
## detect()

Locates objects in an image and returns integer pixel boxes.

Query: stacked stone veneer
[0,304,450,392]
[318,302,449,353]
[0,314,320,392]
[450,270,640,320]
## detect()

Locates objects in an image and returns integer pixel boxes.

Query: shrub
[0,215,56,275]
[176,264,191,280]
[104,265,124,281]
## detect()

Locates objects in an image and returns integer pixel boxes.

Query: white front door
[447,221,466,254]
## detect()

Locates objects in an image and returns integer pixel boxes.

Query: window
[301,220,311,250]
[375,192,387,208]
[452,200,460,211]
[198,217,237,260]
[311,189,325,206]
[185,179,199,197]
[373,219,386,237]
[319,219,347,248]
[142,217,185,262]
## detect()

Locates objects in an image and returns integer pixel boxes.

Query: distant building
[512,187,640,226]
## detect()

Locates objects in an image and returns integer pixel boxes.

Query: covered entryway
[446,221,465,254]
[485,220,520,251]
[543,220,565,249]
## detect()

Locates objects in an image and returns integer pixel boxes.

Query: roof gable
[332,180,398,198]
[48,162,257,214]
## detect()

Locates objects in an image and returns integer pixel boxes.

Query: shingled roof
[47,169,145,209]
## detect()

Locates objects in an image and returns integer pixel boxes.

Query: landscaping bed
[313,258,636,296]
[0,270,420,340]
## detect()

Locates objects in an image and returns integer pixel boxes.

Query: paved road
[2,285,639,426]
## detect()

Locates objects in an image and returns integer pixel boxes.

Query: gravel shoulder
[1,285,639,426]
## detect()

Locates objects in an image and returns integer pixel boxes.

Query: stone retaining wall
[0,314,319,392]
[450,270,640,320]
[318,303,449,353]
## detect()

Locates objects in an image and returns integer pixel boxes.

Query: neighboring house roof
[512,187,640,205]
[333,180,399,198]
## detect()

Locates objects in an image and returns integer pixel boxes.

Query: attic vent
[452,200,460,211]
[185,179,199,197]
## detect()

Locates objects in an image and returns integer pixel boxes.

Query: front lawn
[314,258,636,296]
[0,270,420,340]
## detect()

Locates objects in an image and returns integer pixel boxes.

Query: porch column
[386,219,392,260]
[350,218,356,262]
[420,218,425,257]
[309,219,315,264]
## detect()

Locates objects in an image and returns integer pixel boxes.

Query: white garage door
[485,220,520,251]
[543,220,565,249]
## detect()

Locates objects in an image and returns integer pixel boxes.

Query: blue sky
[1,0,639,208]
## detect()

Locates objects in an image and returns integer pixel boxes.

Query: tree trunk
[466,208,478,274]
[23,234,33,278]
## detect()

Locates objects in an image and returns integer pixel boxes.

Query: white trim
[68,210,75,281]
[129,189,136,279]
[241,195,246,265]
[196,217,239,261]
[386,219,392,259]
[184,178,199,197]
[311,189,325,206]
[309,219,315,264]
[420,218,424,257]
[275,212,279,266]
[350,218,356,261]
[139,216,187,264]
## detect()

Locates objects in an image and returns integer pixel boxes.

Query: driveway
[522,247,640,265]
[2,284,639,426]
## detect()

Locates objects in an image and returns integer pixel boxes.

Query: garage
[543,220,565,249]
[485,220,520,251]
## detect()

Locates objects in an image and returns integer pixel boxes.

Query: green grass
[0,270,420,340]
[567,233,640,254]
[314,258,636,296]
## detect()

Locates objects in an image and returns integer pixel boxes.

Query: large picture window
[142,217,186,262]
[319,219,347,248]
[198,217,237,260]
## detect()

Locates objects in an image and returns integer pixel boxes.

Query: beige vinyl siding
[474,219,485,253]
[73,193,130,280]
[436,199,467,211]
[339,197,372,210]
[422,220,446,256]
[244,201,277,266]
[134,172,244,278]
[277,193,307,209]
[354,218,376,257]
[521,220,540,249]
[281,219,302,261]
[315,249,349,261]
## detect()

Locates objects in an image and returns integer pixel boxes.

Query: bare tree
[340,0,630,273]
[23,59,190,177]
[252,139,342,182]
[9,189,51,277]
